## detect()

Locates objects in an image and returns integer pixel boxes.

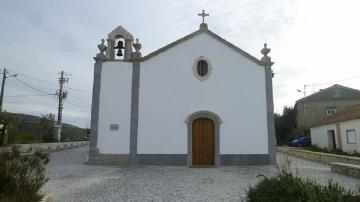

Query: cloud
[1,0,359,126]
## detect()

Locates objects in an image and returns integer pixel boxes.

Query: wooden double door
[192,118,215,166]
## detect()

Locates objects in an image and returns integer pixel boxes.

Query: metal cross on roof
[198,10,209,24]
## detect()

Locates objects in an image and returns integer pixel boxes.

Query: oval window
[197,60,208,77]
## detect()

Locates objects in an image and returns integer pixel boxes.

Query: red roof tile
[312,104,360,127]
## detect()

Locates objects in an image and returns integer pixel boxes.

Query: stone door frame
[185,111,222,166]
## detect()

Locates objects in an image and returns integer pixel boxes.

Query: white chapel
[88,11,276,166]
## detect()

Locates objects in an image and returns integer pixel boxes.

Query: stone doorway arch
[185,111,222,166]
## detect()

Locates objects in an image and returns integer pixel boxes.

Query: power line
[8,69,91,94]
[64,87,91,94]
[299,73,360,96]
[8,69,58,86]
[4,93,56,98]
[64,100,91,109]
[14,77,54,95]
[308,74,360,87]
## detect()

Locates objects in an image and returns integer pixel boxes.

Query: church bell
[114,40,125,57]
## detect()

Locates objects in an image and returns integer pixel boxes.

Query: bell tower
[106,26,134,61]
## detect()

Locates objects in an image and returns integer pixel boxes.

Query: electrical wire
[5,93,56,98]
[14,77,55,95]
[64,100,91,109]
[307,74,360,87]
[64,87,91,94]
[8,69,91,94]
[8,69,58,86]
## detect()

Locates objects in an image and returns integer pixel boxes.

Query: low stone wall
[331,163,360,178]
[277,147,360,165]
[15,141,89,154]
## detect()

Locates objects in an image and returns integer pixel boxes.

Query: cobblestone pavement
[41,147,360,202]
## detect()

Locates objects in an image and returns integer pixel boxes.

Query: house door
[192,118,215,166]
[327,130,336,150]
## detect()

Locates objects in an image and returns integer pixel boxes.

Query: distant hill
[4,112,89,142]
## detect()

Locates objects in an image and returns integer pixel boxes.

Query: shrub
[14,131,36,144]
[246,157,360,202]
[307,145,360,158]
[0,146,49,202]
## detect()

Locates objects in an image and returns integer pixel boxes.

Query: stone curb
[331,162,360,178]
[1,141,89,154]
[277,147,360,165]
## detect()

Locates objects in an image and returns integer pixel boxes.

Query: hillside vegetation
[1,112,89,144]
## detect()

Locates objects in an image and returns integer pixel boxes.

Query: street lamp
[297,89,305,97]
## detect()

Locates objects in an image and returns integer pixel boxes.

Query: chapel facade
[88,12,276,166]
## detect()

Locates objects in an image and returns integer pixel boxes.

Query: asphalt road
[41,147,360,202]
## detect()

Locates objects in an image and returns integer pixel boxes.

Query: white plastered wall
[97,62,132,154]
[310,124,337,149]
[339,119,360,153]
[138,32,268,154]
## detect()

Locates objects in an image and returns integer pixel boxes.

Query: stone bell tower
[90,25,141,165]
[105,26,134,61]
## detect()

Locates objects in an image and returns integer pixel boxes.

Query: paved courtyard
[41,147,360,201]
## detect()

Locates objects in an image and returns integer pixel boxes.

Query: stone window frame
[193,56,212,81]
[346,129,356,144]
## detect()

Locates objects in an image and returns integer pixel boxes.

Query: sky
[0,0,360,128]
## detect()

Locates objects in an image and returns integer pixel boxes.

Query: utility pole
[0,68,17,146]
[57,71,64,124]
[0,68,17,112]
[54,70,68,142]
[0,69,7,112]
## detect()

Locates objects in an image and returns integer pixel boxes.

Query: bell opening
[114,38,125,60]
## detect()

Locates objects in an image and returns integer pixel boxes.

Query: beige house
[295,84,360,135]
[310,104,360,153]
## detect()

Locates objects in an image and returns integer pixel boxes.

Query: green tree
[84,127,90,140]
[275,106,297,145]
[38,114,55,142]
[0,112,16,146]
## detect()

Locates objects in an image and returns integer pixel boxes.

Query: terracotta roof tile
[312,104,360,127]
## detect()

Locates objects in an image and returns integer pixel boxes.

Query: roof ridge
[141,27,263,66]
[296,84,338,104]
[295,84,360,104]
[141,29,203,61]
[337,84,360,93]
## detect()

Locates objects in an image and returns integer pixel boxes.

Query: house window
[346,129,356,144]
[193,56,212,81]
[326,107,336,116]
[333,89,340,97]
